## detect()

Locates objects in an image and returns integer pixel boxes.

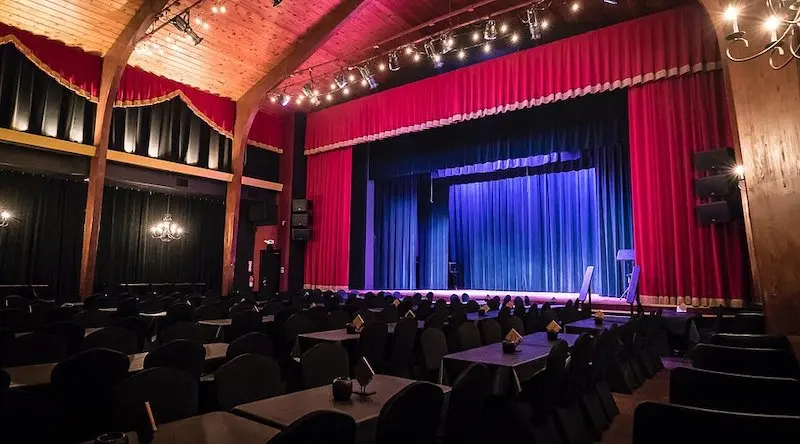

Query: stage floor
[356,289,630,307]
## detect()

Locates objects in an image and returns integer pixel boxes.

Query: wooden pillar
[78,1,168,298]
[701,0,800,334]
[278,114,296,293]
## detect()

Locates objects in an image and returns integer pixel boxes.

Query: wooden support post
[220,0,369,295]
[78,0,168,298]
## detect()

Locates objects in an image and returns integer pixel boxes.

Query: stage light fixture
[424,41,436,58]
[273,0,283,5]
[388,51,400,71]
[220,5,227,13]
[269,95,278,103]
[432,54,443,67]
[295,97,302,105]
[171,11,203,45]
[348,73,356,82]
[524,7,543,40]
[335,73,348,88]
[358,65,378,89]
[378,62,386,71]
[280,94,290,106]
[733,164,746,180]
[301,83,315,98]
[330,82,337,90]
[484,20,498,40]
[202,22,210,30]
[194,17,202,25]
[441,31,455,54]
[542,19,550,30]
[212,5,218,13]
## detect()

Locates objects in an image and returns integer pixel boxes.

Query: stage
[356,289,632,309]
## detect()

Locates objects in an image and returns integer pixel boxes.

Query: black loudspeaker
[694,148,735,172]
[291,213,309,228]
[292,228,311,241]
[695,175,736,199]
[696,201,733,224]
[292,199,310,213]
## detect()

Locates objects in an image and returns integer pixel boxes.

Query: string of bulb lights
[269,0,590,109]
[722,1,800,69]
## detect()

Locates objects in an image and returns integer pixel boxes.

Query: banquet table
[7,343,228,388]
[440,332,580,395]
[564,317,629,334]
[233,375,450,443]
[294,321,425,355]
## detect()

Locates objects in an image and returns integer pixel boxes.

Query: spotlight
[310,97,319,105]
[295,97,302,105]
[273,0,282,5]
[413,53,421,62]
[511,33,519,43]
[202,22,210,30]
[603,0,618,4]
[457,49,466,60]
[570,2,580,13]
[388,51,400,71]
[0,210,11,227]
[343,87,350,96]
[483,42,491,53]
[424,41,436,59]
[269,95,278,103]
[378,63,386,71]
[472,31,480,42]
[211,5,218,13]
[733,164,745,180]
[432,54,443,68]
[542,19,549,30]
[326,94,333,102]
[484,20,498,40]
[280,94,290,106]
[358,65,378,89]
[525,7,543,40]
[171,11,203,45]
[335,73,348,88]
[194,17,202,25]
[500,22,508,33]
[301,83,315,98]
[441,31,455,54]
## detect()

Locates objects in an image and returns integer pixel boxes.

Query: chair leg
[595,382,619,420]
[581,389,609,439]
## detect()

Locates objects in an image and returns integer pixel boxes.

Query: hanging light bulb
[510,33,519,43]
[500,22,508,33]
[343,87,350,96]
[413,53,421,62]
[378,62,386,71]
[484,20,498,40]
[541,19,550,30]
[358,65,378,89]
[388,51,400,71]
[525,7,543,40]
[301,83,315,98]
[220,5,227,13]
[326,93,333,102]
[295,97,302,105]
[441,31,455,54]
[404,46,413,55]
[570,2,580,13]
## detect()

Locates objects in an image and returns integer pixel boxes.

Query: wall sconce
[0,210,12,228]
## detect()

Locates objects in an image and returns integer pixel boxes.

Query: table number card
[480,305,490,314]
[405,309,416,318]
[352,314,365,330]
[505,328,523,345]
[392,299,400,307]
[546,320,562,333]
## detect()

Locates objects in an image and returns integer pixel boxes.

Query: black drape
[94,187,225,291]
[0,44,95,144]
[109,98,232,172]
[244,145,280,182]
[0,170,86,301]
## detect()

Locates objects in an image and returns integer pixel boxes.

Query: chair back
[230,310,263,341]
[7,332,67,366]
[525,306,541,333]
[191,304,225,321]
[670,367,800,415]
[159,321,204,344]
[632,401,800,444]
[216,354,282,410]
[112,367,198,436]
[359,322,389,372]
[444,364,491,444]
[390,318,418,374]
[692,343,800,379]
[300,343,350,389]
[457,322,482,350]
[465,300,480,313]
[72,310,114,328]
[710,333,792,352]
[308,306,330,331]
[379,305,399,323]
[719,312,766,334]
[282,312,315,350]
[39,321,85,355]
[376,382,444,444]
[165,302,193,325]
[114,316,150,351]
[420,328,448,373]
[327,310,351,330]
[271,411,357,444]
[424,311,446,330]
[486,297,500,311]
[226,332,274,359]
[83,326,138,354]
[479,319,502,345]
[416,301,433,319]
[144,340,206,377]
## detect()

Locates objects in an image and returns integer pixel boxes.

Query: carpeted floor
[598,357,690,444]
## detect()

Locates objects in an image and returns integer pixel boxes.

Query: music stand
[616,249,635,298]
[577,266,595,309]
[625,265,641,316]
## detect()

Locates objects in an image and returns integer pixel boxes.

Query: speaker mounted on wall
[292,228,311,241]
[694,148,735,173]
[695,175,736,199]
[291,213,309,228]
[292,199,311,213]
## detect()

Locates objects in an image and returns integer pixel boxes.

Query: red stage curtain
[304,147,352,289]
[305,5,720,154]
[116,66,236,138]
[629,70,747,307]
[247,112,288,152]
[0,23,101,100]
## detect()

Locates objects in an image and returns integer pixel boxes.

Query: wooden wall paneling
[79,0,169,298]
[700,0,800,334]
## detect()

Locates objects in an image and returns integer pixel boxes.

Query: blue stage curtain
[418,177,449,289]
[449,170,598,292]
[374,175,418,289]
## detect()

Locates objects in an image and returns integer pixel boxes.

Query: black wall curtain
[94,187,225,291]
[244,145,280,182]
[109,97,232,172]
[0,44,95,144]
[0,170,86,302]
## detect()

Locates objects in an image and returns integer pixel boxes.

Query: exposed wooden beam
[0,128,96,157]
[79,0,169,298]
[106,151,235,182]
[221,0,370,295]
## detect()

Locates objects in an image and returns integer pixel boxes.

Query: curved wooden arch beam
[79,0,169,298]
[221,0,370,296]
[699,0,800,334]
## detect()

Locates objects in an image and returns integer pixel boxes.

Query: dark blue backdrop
[368,92,632,296]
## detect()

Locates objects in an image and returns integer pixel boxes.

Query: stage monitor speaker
[292,199,311,213]
[694,148,735,172]
[695,175,736,199]
[696,201,732,224]
[292,228,311,241]
[291,213,309,228]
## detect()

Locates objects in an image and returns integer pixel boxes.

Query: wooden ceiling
[1,0,684,104]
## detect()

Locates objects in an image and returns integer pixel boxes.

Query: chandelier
[723,2,800,69]
[150,213,183,242]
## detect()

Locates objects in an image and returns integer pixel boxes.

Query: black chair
[457,322,482,350]
[117,297,140,318]
[270,411,357,444]
[525,305,542,333]
[632,401,800,444]
[39,321,85,355]
[46,305,80,324]
[226,332,274,359]
[486,297,500,311]
[359,322,389,372]
[464,300,481,313]
[0,387,60,442]
[417,301,433,319]
[376,382,444,444]
[424,311,446,330]
[83,326,139,355]
[444,364,491,444]
[670,366,800,415]
[0,367,8,390]
[327,310,351,329]
[300,342,350,389]
[215,353,283,410]
[159,321,205,344]
[390,318,417,377]
[144,340,206,378]
[229,310,264,341]
[710,333,793,352]
[191,303,225,321]
[7,332,67,366]
[379,305,399,323]
[114,316,150,351]
[165,302,194,326]
[718,312,766,334]
[308,306,330,332]
[520,340,569,417]
[112,367,198,438]
[282,313,315,356]
[692,343,800,379]
[420,328,448,383]
[1,295,31,311]
[51,348,131,441]
[502,314,525,337]
[478,319,502,345]
[72,310,115,328]
[0,309,35,333]
[556,333,595,444]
